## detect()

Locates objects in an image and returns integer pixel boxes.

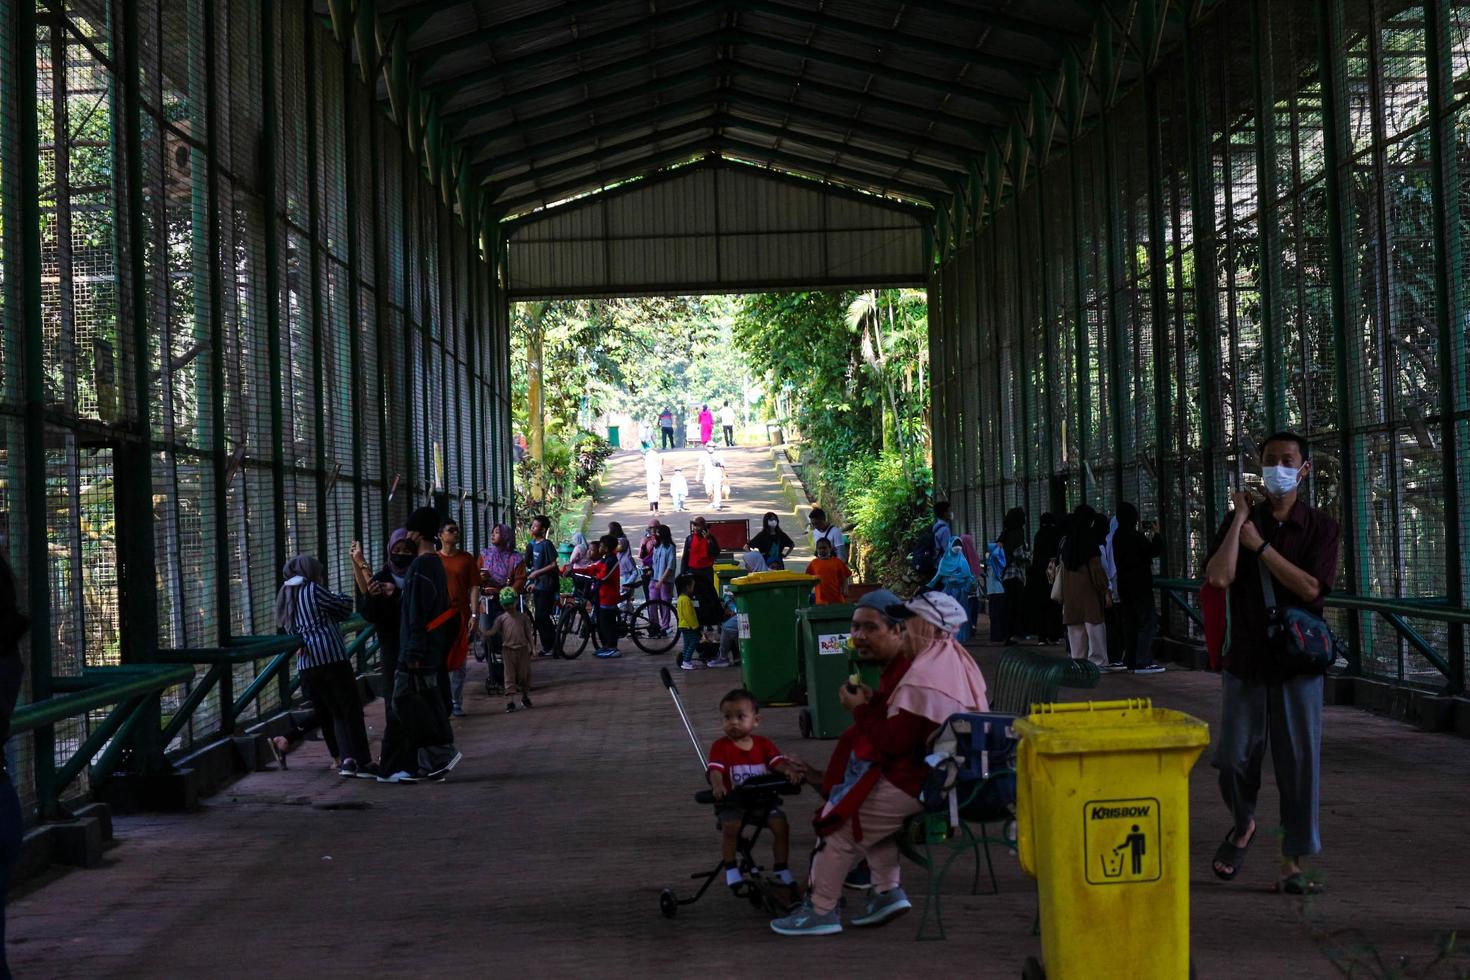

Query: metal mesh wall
[930,0,1470,691]
[0,0,512,800]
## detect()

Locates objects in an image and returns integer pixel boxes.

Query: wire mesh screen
[930,0,1470,689]
[1,0,511,814]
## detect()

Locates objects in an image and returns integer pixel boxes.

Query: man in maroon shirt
[1204,432,1340,896]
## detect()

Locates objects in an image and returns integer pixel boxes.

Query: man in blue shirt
[523,514,560,658]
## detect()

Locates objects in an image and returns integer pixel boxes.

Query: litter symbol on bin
[1083,797,1161,885]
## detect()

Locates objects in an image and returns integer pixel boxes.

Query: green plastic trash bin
[715,562,745,597]
[729,572,818,705]
[607,425,620,448]
[797,604,883,739]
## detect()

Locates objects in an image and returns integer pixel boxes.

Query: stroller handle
[660,667,676,691]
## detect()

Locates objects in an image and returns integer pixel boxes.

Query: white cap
[887,591,969,633]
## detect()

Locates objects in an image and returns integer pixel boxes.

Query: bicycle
[556,574,679,658]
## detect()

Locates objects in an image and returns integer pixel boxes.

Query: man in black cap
[380,506,462,782]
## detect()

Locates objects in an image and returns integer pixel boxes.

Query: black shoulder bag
[1257,557,1335,674]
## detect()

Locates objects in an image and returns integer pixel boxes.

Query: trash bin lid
[730,571,819,591]
[1013,699,1209,755]
[797,603,856,623]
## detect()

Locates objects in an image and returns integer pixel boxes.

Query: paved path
[7,447,1466,977]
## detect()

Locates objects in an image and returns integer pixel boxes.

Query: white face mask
[1262,464,1303,497]
[766,520,777,528]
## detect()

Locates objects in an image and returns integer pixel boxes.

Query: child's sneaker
[679,660,700,670]
[770,899,842,936]
[851,888,912,928]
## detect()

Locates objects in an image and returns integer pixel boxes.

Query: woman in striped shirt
[274,554,374,778]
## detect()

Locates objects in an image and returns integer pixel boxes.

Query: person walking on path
[1058,506,1109,666]
[999,507,1029,644]
[523,515,560,659]
[351,530,414,774]
[748,512,795,570]
[809,507,847,563]
[698,404,715,446]
[1204,432,1339,895]
[681,516,723,628]
[644,445,662,513]
[659,405,676,450]
[275,553,374,778]
[1109,503,1165,675]
[704,444,727,511]
[439,519,480,717]
[670,468,690,512]
[1025,513,1064,644]
[385,506,462,782]
[484,588,536,713]
[720,400,737,446]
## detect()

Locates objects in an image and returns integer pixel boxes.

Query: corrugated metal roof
[505,158,926,298]
[361,0,1151,214]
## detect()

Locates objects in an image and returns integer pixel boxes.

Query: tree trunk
[526,301,549,499]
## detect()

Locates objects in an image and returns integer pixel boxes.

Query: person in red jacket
[771,591,989,937]
[569,534,622,658]
[680,516,723,630]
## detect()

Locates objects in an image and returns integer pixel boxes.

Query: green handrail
[10,664,196,735]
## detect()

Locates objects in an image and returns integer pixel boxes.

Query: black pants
[0,770,20,980]
[299,659,372,766]
[378,637,402,770]
[597,604,619,650]
[690,566,721,626]
[987,593,1008,642]
[660,427,675,449]
[389,669,456,776]
[723,424,734,445]
[1105,604,1124,664]
[436,662,453,715]
[1002,579,1025,640]
[1120,598,1159,668]
[531,587,557,654]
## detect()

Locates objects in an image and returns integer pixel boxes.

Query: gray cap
[855,589,903,613]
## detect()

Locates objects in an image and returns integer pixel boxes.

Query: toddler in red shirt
[707,688,805,889]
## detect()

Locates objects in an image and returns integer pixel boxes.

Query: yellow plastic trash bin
[1014,699,1208,980]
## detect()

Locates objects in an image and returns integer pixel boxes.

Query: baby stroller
[476,593,505,695]
[656,668,800,919]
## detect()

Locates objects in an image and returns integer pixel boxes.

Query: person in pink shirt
[698,404,715,446]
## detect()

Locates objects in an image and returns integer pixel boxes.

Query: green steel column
[1010,153,1033,518]
[1183,19,1221,531]
[302,4,328,556]
[1068,147,1090,504]
[17,0,55,805]
[1099,109,1128,507]
[367,79,392,537]
[341,38,366,548]
[400,140,418,502]
[118,0,159,669]
[261,0,288,576]
[1143,76,1173,577]
[1251,0,1284,430]
[1425,0,1466,693]
[1032,126,1059,516]
[1316,0,1367,659]
[464,216,481,554]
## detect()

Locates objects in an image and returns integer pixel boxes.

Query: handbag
[1257,560,1335,674]
[1049,563,1064,603]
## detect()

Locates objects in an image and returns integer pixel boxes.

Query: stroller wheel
[798,708,813,739]
[659,888,677,919]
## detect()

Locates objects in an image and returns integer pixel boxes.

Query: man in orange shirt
[807,537,852,605]
[437,519,479,717]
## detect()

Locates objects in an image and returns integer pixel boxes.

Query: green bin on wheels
[714,562,745,598]
[796,604,882,739]
[729,572,818,706]
[607,425,620,448]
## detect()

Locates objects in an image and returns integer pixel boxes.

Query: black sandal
[1277,872,1325,896]
[1211,826,1256,881]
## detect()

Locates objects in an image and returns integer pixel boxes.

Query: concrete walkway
[7,447,1466,977]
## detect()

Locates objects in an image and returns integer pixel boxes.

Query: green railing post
[1425,0,1467,695]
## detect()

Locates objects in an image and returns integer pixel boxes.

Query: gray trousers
[1213,669,1323,857]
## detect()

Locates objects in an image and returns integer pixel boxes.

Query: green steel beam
[427,5,717,97]
[726,90,987,163]
[203,0,232,659]
[732,0,1045,81]
[412,0,649,68]
[463,66,719,153]
[726,30,1016,117]
[1031,101,1059,515]
[1100,104,1127,505]
[470,93,715,167]
[17,0,56,805]
[486,118,718,199]
[1425,0,1466,694]
[440,35,721,127]
[717,138,941,200]
[1068,139,1089,503]
[261,0,289,585]
[367,76,392,544]
[720,113,965,179]
[1009,148,1032,515]
[498,149,715,216]
[304,4,330,558]
[908,0,1090,48]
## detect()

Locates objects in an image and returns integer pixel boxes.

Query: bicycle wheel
[559,605,591,659]
[629,600,679,654]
